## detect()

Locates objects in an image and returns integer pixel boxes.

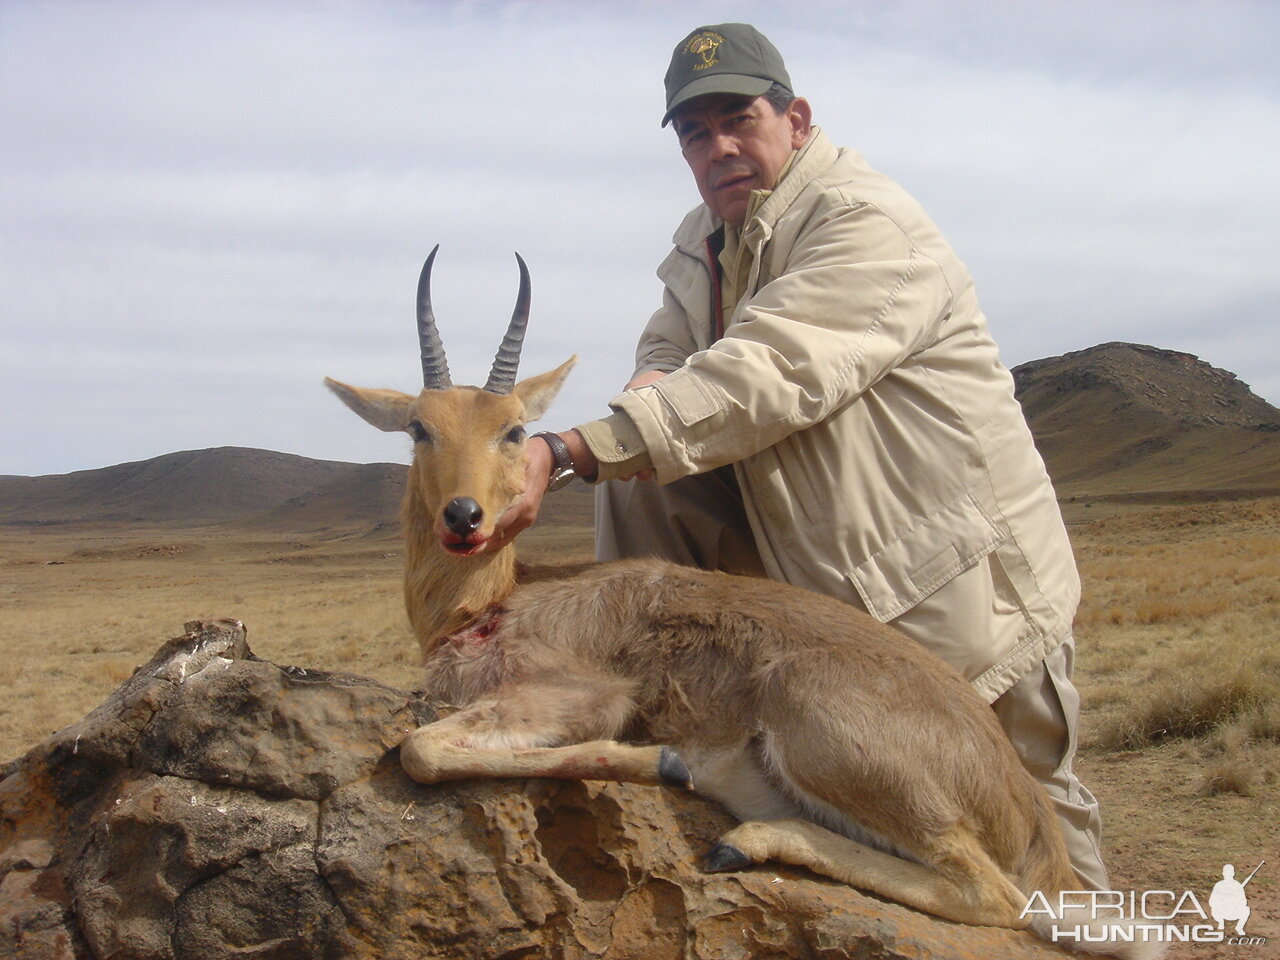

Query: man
[496,22,1107,890]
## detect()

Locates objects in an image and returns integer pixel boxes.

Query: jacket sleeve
[609,200,954,483]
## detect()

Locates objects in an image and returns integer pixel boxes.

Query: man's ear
[513,356,578,422]
[324,377,416,433]
[787,97,813,148]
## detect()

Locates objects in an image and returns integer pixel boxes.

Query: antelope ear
[324,377,416,433]
[514,355,577,422]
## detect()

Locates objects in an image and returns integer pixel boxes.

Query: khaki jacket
[607,130,1079,701]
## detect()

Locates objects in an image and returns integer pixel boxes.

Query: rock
[0,620,1070,959]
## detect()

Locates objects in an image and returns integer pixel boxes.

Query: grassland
[0,520,594,759]
[2,499,1276,956]
[1060,496,1279,956]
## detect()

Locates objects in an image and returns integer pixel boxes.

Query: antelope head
[326,246,576,557]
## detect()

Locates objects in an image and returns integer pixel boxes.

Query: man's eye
[503,425,526,444]
[409,421,432,443]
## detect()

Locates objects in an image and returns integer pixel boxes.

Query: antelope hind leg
[706,818,1030,929]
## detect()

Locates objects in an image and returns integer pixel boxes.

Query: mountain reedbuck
[326,248,1153,957]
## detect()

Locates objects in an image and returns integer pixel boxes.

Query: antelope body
[326,249,1156,956]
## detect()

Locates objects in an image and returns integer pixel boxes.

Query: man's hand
[484,436,555,553]
[485,431,600,552]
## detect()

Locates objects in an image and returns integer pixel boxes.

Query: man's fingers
[482,504,532,554]
[481,439,554,553]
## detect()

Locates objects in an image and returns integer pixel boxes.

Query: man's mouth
[715,172,755,191]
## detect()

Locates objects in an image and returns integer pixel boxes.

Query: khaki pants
[595,472,1109,891]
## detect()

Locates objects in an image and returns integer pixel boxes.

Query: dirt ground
[1,498,1275,958]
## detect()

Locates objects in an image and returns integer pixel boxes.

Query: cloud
[2,0,1277,475]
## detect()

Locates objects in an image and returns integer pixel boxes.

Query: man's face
[673,94,812,228]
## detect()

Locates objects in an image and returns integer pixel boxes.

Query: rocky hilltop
[1011,342,1280,496]
[1013,341,1279,432]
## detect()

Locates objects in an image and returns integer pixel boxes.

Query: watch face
[548,468,576,492]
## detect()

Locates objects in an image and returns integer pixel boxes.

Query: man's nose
[708,130,739,160]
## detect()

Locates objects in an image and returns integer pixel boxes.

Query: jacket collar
[671,127,839,254]
[748,127,836,233]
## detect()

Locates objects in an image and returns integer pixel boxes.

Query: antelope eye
[503,425,526,444]
[408,421,432,443]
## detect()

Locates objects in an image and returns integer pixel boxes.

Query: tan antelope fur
[327,249,1156,956]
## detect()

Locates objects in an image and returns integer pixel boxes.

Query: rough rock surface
[0,620,1070,959]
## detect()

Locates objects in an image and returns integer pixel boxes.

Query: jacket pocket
[654,374,722,427]
[846,491,1008,622]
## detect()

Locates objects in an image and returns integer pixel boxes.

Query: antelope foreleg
[401,728,693,789]
[399,678,692,789]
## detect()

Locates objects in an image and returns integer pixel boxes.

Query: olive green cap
[662,23,792,127]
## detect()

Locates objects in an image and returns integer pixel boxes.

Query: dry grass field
[2,496,1276,956]
[0,519,594,759]
[1064,495,1280,957]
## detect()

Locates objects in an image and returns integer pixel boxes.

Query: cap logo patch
[684,31,724,71]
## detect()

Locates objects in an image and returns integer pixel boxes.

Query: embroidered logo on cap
[684,31,724,71]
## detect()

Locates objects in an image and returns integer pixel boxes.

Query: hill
[252,461,407,533]
[0,447,365,527]
[255,459,597,534]
[0,445,597,533]
[1011,342,1280,497]
[2,342,1275,530]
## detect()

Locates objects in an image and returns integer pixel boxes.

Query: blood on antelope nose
[443,497,483,536]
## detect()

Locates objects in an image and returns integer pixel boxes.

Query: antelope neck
[443,606,504,648]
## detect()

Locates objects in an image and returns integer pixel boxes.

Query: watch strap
[532,432,576,491]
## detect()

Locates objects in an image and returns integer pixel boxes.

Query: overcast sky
[3,0,1277,477]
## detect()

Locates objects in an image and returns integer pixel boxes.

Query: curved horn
[417,245,451,390]
[483,252,531,395]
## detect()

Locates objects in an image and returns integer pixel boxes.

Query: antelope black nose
[443,497,483,536]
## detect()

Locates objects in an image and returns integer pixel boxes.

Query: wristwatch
[533,432,576,491]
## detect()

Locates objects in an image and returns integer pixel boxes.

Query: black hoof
[703,842,753,873]
[658,746,693,789]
